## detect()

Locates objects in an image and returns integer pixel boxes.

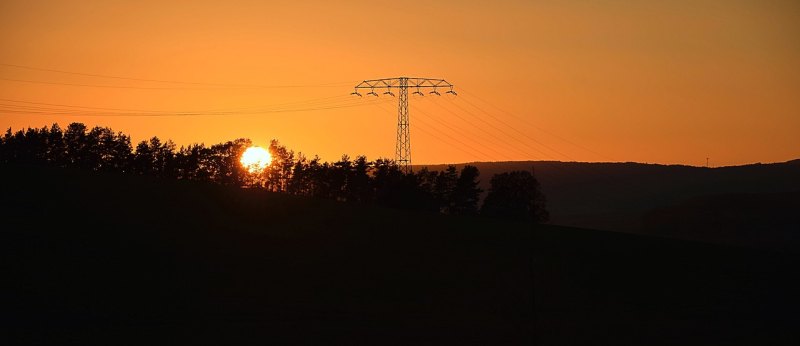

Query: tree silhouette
[23,127,49,164]
[267,139,294,192]
[46,124,66,167]
[287,153,309,195]
[1,121,551,222]
[433,165,458,213]
[330,155,352,201]
[85,126,131,172]
[412,168,442,212]
[64,123,89,168]
[450,165,482,216]
[349,155,372,203]
[481,170,549,223]
[175,144,213,181]
[133,139,154,176]
[133,137,175,177]
[372,158,403,205]
[302,155,328,198]
[210,138,251,186]
[0,128,13,163]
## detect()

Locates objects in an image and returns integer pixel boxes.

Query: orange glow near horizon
[1,1,799,167]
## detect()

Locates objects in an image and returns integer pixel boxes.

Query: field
[2,164,797,345]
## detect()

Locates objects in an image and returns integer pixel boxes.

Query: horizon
[2,1,799,167]
[4,120,798,168]
[5,121,797,168]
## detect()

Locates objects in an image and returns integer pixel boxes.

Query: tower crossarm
[355,78,453,90]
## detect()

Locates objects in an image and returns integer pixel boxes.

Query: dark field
[2,165,797,345]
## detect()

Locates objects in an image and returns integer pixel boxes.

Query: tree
[46,123,66,167]
[267,139,294,192]
[372,158,403,205]
[306,156,330,198]
[450,165,482,216]
[133,139,155,175]
[64,123,88,167]
[85,126,108,170]
[0,128,11,163]
[286,153,309,195]
[209,138,251,186]
[175,143,213,182]
[481,170,548,223]
[85,126,131,172]
[24,127,49,164]
[349,155,372,202]
[433,165,458,213]
[330,154,352,201]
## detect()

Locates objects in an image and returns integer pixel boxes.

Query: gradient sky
[1,0,798,166]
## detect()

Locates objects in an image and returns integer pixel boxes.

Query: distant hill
[419,159,800,248]
[1,164,796,344]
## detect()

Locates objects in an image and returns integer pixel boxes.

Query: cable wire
[0,62,355,89]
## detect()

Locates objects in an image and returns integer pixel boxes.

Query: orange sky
[1,0,798,166]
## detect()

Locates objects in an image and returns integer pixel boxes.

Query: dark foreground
[1,165,797,345]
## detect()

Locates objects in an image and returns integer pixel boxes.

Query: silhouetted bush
[481,170,549,223]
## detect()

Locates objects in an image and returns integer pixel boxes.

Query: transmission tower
[353,77,456,173]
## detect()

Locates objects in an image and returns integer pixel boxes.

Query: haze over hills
[420,159,800,248]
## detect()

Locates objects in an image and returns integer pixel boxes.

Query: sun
[240,146,272,173]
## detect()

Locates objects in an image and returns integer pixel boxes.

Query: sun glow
[240,146,272,173]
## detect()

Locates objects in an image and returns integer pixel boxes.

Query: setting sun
[240,146,272,173]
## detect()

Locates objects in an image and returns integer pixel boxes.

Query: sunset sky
[1,0,798,166]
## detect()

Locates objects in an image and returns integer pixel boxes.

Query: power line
[457,87,616,161]
[0,96,392,117]
[0,77,227,90]
[0,77,355,90]
[0,95,354,113]
[436,96,567,160]
[373,103,482,161]
[373,103,500,162]
[420,97,554,160]
[410,104,527,161]
[446,96,574,159]
[434,91,647,186]
[410,95,635,184]
[0,62,354,89]
[388,101,615,188]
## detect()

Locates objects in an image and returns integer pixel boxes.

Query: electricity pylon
[353,77,455,173]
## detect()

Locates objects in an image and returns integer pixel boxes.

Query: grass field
[2,165,797,345]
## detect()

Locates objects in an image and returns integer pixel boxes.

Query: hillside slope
[2,164,796,345]
[420,160,800,247]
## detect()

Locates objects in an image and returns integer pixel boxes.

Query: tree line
[1,123,548,222]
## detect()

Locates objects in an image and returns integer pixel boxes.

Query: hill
[1,164,797,345]
[419,160,800,248]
